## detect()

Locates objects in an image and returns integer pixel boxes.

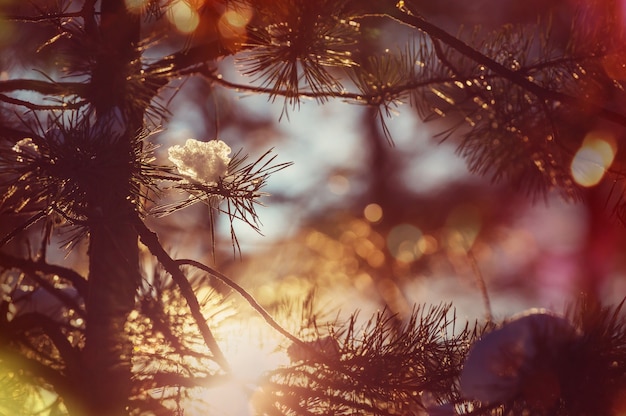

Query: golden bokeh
[167,0,201,34]
[363,203,383,223]
[445,203,482,253]
[124,0,150,13]
[386,224,422,262]
[327,174,350,195]
[570,130,617,187]
[218,5,254,51]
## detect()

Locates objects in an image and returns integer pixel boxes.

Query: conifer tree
[0,0,625,415]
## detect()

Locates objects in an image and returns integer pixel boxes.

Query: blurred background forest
[148,0,626,322]
[1,0,626,415]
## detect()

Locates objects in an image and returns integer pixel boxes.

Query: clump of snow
[459,309,578,407]
[168,139,231,184]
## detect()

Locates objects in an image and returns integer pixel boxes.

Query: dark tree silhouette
[1,0,626,415]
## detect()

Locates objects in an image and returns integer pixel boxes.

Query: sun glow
[218,317,290,382]
[189,316,290,416]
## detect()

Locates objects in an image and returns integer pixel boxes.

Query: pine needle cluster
[153,148,292,254]
[253,298,626,416]
[128,264,233,414]
[255,304,475,415]
[0,113,160,245]
[240,0,360,108]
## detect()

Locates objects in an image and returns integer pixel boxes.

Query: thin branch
[0,211,46,248]
[145,40,236,76]
[0,79,85,97]
[174,259,349,371]
[145,5,626,132]
[0,252,88,297]
[0,93,86,110]
[21,269,86,319]
[131,215,231,373]
[174,259,306,348]
[4,11,83,22]
[202,69,459,104]
[466,248,493,323]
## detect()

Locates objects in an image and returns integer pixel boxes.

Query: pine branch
[0,94,86,110]
[258,304,473,415]
[381,4,626,128]
[239,0,359,110]
[132,215,231,373]
[0,252,88,297]
[4,11,84,22]
[201,68,457,104]
[0,211,46,247]
[0,79,86,97]
[154,145,292,256]
[174,259,321,357]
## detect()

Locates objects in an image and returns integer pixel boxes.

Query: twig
[0,211,46,248]
[0,252,88,297]
[202,69,461,104]
[5,12,83,22]
[0,94,86,110]
[467,248,493,323]
[175,259,343,368]
[174,259,304,347]
[0,79,85,96]
[132,216,231,373]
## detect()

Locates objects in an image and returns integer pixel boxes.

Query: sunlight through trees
[1,0,626,415]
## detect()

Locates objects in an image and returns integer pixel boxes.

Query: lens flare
[218,5,253,50]
[445,203,482,253]
[124,0,150,13]
[570,131,617,188]
[387,224,422,262]
[363,203,383,223]
[168,0,200,34]
[328,174,350,195]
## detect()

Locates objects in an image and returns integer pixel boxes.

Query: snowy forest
[1,0,626,415]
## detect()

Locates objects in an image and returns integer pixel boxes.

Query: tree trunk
[82,218,140,416]
[79,1,143,414]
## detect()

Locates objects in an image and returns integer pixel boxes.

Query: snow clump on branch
[168,139,231,184]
